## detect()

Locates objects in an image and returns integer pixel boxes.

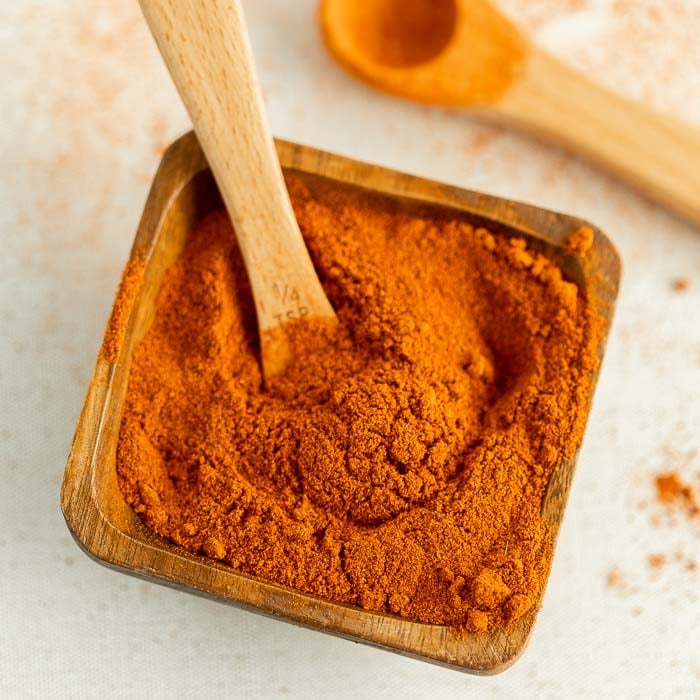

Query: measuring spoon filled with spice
[321,0,700,228]
[139,0,337,380]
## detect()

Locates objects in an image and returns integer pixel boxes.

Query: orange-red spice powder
[116,175,603,633]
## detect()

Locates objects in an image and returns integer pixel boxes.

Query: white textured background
[2,1,699,698]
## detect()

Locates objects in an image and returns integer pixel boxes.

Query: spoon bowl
[321,0,526,106]
[333,0,458,69]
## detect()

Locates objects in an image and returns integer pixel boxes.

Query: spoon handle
[139,0,336,338]
[494,48,700,227]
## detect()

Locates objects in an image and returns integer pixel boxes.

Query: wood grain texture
[139,0,335,377]
[492,47,700,227]
[61,133,620,674]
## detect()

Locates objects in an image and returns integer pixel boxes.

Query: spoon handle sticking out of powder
[139,0,337,379]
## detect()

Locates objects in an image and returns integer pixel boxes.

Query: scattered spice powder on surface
[654,472,699,518]
[671,278,689,293]
[647,553,666,570]
[116,175,604,633]
[606,568,625,591]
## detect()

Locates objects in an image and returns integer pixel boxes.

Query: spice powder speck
[115,175,603,633]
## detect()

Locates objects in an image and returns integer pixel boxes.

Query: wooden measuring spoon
[321,0,700,228]
[140,0,336,380]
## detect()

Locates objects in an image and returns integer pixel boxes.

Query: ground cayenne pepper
[116,174,603,633]
[655,471,699,518]
[100,252,145,363]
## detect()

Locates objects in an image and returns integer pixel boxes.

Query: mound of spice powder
[116,175,603,633]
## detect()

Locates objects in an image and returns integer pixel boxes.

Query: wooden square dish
[61,132,620,674]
